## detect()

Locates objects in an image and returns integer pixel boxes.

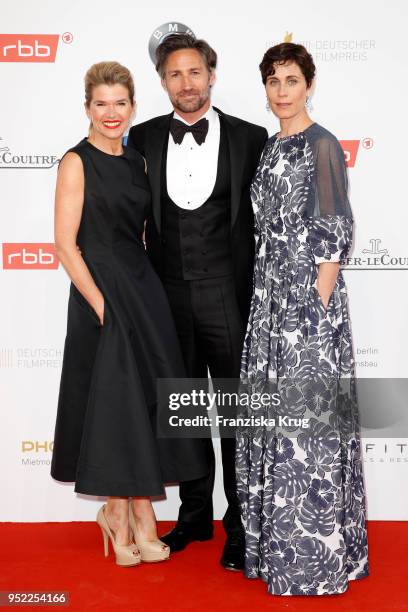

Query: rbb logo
[339,140,360,168]
[0,34,59,62]
[2,243,59,269]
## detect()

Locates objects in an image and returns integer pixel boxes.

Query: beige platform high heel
[96,504,141,567]
[129,504,170,562]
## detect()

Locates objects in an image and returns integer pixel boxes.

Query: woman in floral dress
[236,43,369,596]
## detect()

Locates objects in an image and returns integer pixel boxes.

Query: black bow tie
[170,117,209,146]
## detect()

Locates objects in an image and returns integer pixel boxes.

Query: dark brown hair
[260,43,315,87]
[155,34,217,77]
[84,61,135,107]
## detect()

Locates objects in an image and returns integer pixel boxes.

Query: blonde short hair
[84,61,135,106]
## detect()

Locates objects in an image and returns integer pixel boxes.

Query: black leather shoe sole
[220,537,245,571]
[161,526,214,552]
[220,559,244,572]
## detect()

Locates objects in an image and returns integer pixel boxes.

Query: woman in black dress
[51,62,209,566]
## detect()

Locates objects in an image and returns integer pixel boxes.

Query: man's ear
[161,77,168,92]
[209,70,216,88]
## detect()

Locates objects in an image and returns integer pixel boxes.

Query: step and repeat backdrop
[1,0,407,521]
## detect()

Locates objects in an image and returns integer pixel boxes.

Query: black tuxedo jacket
[127,106,268,323]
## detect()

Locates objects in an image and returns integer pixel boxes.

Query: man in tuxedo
[127,34,267,571]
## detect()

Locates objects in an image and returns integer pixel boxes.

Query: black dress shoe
[220,531,245,571]
[160,523,214,552]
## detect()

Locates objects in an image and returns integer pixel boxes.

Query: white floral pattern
[236,124,369,596]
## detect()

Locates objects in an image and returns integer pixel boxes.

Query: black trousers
[163,275,245,535]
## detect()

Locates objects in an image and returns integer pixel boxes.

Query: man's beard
[171,90,210,115]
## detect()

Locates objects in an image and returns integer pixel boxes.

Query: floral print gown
[236,123,369,596]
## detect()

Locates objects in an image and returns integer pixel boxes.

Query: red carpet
[0,521,406,611]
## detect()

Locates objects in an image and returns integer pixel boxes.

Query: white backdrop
[1,0,407,521]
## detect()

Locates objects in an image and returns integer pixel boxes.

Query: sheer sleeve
[305,129,353,264]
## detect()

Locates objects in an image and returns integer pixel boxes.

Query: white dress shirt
[166,106,220,210]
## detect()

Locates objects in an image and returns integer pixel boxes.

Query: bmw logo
[148,22,196,63]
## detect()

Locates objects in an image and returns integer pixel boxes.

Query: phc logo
[339,138,373,167]
[22,441,54,453]
[0,33,73,62]
[2,243,59,269]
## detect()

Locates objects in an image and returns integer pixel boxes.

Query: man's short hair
[155,34,217,77]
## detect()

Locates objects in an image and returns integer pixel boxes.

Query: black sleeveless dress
[51,138,209,496]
